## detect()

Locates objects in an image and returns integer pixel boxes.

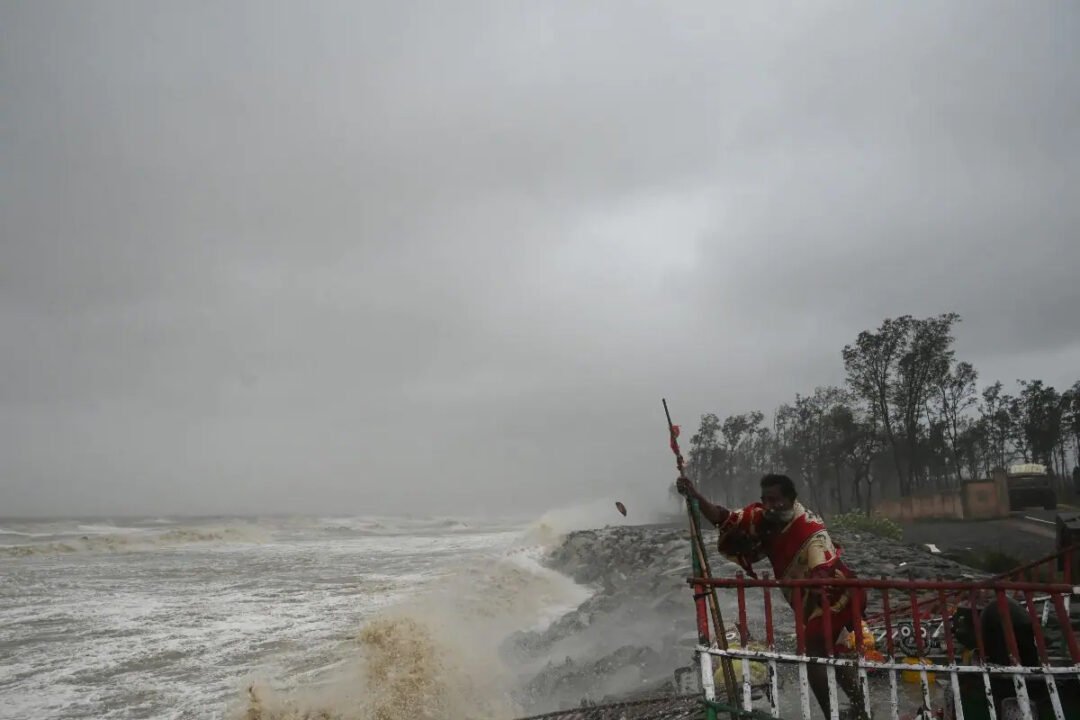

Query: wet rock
[513,522,986,715]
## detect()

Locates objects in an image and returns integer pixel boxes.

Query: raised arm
[674,476,731,527]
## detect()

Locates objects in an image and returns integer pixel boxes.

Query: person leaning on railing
[676,473,870,720]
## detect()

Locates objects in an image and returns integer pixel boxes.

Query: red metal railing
[687,569,1080,720]
[860,545,1077,633]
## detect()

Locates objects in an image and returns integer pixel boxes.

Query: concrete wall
[961,471,1010,519]
[875,493,964,522]
[873,471,1010,522]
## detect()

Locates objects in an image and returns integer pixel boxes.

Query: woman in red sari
[676,473,869,720]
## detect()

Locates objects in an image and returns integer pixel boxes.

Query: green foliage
[828,511,903,542]
[683,312,1080,515]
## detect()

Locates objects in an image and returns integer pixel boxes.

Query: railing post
[967,587,998,720]
[791,584,813,720]
[937,586,965,720]
[762,573,779,719]
[819,579,838,720]
[881,580,900,720]
[735,572,752,713]
[1023,589,1066,720]
[685,569,1080,720]
[994,589,1033,719]
[909,590,932,711]
[849,582,871,720]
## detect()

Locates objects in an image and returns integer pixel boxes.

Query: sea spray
[241,615,499,720]
[232,530,591,719]
[0,525,267,557]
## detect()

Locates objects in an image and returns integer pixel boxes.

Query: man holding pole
[676,473,870,720]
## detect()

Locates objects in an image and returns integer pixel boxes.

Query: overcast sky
[2,1,1078,517]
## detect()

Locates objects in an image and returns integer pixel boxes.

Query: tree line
[684,314,1080,514]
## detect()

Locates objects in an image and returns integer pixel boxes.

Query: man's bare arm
[674,477,731,526]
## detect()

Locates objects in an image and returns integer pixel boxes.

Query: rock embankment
[507,523,984,715]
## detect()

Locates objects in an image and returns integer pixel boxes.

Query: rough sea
[0,512,599,719]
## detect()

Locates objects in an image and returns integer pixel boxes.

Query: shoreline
[510,522,1001,715]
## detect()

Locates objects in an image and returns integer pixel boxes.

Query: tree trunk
[835,466,845,514]
[878,392,906,495]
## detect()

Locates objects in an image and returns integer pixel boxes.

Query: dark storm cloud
[2,1,1077,516]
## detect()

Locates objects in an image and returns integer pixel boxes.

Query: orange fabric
[715,501,865,644]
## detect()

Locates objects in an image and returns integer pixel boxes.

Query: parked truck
[1006,462,1057,510]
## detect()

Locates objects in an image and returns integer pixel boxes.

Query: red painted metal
[693,578,711,646]
[995,589,1024,668]
[735,572,749,647]
[881,580,895,658]
[994,543,1078,583]
[910,589,925,657]
[937,587,956,663]
[1051,592,1080,663]
[690,576,1076,593]
[968,587,988,665]
[855,543,1080,633]
[821,584,833,657]
[792,578,806,656]
[1023,589,1051,665]
[850,582,864,658]
[685,548,1080,720]
[762,573,775,650]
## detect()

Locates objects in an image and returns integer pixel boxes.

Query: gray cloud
[2,1,1078,516]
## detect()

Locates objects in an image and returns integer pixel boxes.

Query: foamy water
[0,515,593,720]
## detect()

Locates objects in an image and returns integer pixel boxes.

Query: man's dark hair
[760,474,797,501]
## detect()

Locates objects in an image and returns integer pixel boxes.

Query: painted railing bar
[937,586,966,720]
[909,589,933,711]
[735,573,753,714]
[993,589,1035,719]
[791,581,812,720]
[700,643,717,703]
[819,583,839,720]
[881,582,901,720]
[850,584,872,720]
[697,647,1080,675]
[1022,589,1067,720]
[761,576,780,719]
[864,595,1056,633]
[689,577,1080,593]
[991,543,1080,582]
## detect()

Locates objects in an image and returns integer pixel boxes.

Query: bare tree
[843,317,910,492]
[932,361,978,484]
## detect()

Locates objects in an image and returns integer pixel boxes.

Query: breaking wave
[232,531,592,720]
[315,516,497,538]
[0,525,266,557]
[240,614,518,720]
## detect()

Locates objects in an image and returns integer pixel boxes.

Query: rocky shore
[506,522,988,715]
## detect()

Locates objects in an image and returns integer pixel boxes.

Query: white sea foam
[0,511,598,720]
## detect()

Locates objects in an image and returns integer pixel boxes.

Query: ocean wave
[240,613,519,720]
[314,515,505,538]
[75,523,146,536]
[231,532,592,720]
[0,525,267,558]
[519,496,676,548]
[0,527,48,537]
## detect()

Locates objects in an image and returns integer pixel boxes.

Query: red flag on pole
[669,424,681,454]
